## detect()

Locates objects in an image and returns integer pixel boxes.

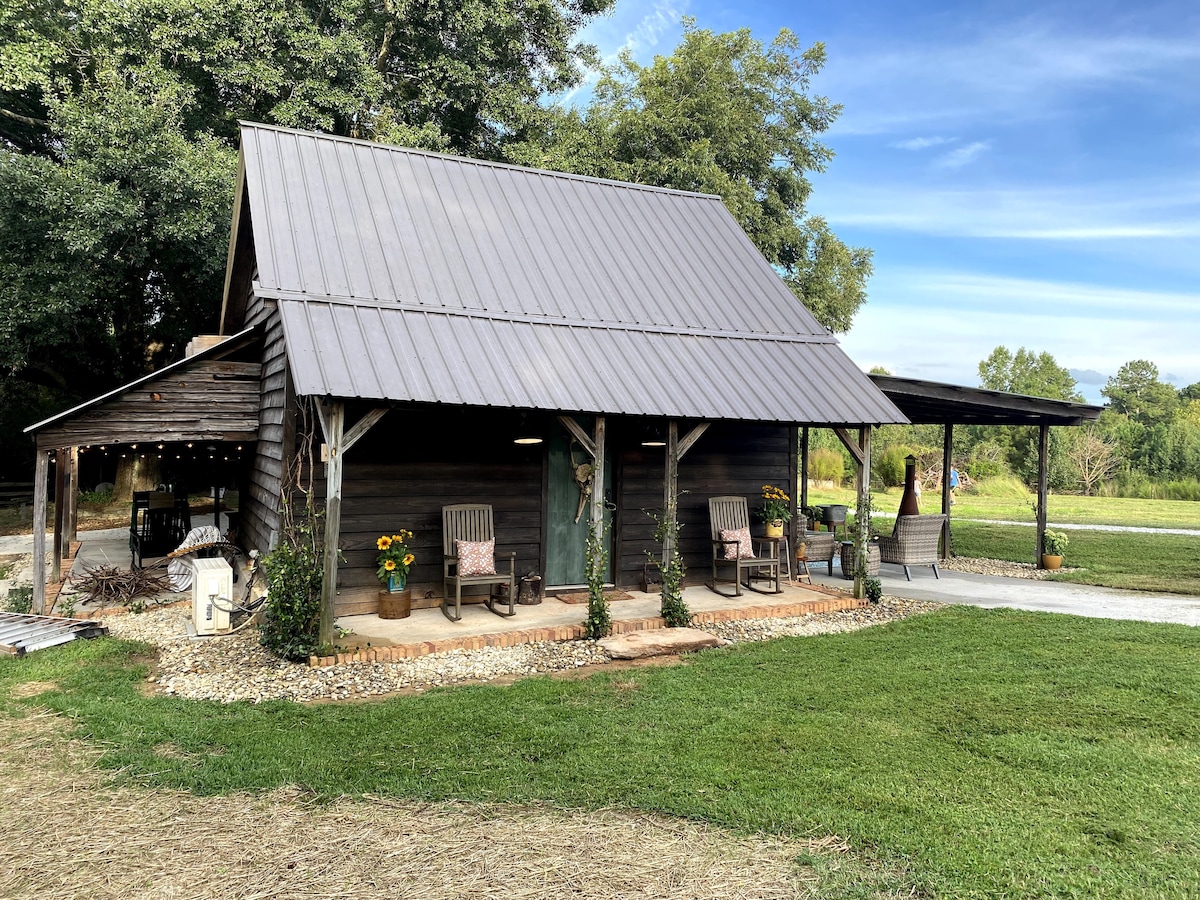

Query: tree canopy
[512,21,873,333]
[977,346,1084,402]
[1102,360,1179,427]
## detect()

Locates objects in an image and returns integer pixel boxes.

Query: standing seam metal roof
[237,122,906,425]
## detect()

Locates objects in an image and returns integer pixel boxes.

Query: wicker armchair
[876,514,947,580]
[798,530,837,575]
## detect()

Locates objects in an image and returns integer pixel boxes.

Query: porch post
[66,446,79,546]
[788,426,800,550]
[663,421,679,567]
[799,426,810,515]
[51,448,67,583]
[941,423,953,559]
[1036,422,1049,566]
[319,400,345,648]
[853,426,873,600]
[31,449,49,615]
[590,416,606,544]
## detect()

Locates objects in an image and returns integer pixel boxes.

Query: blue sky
[564,0,1200,404]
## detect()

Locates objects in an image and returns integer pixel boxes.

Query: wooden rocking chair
[442,504,516,622]
[708,496,781,597]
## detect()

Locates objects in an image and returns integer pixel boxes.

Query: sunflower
[403,553,414,566]
[384,559,396,571]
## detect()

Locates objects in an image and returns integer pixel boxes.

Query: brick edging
[308,594,869,667]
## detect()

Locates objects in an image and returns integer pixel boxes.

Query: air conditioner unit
[192,557,233,635]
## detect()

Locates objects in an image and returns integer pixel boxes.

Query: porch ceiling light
[514,436,543,445]
[640,422,666,447]
[513,411,542,444]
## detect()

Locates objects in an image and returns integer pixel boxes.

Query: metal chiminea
[898,454,920,517]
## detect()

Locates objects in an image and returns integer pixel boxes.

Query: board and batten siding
[238,292,293,555]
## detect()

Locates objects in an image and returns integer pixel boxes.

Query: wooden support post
[799,426,810,516]
[51,448,67,582]
[319,401,345,648]
[663,421,679,567]
[941,423,953,560]
[590,416,606,543]
[31,450,49,615]
[66,446,79,546]
[853,426,873,600]
[1036,422,1049,566]
[788,426,800,551]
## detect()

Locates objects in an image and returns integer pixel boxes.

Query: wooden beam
[66,446,79,546]
[662,421,680,566]
[31,450,49,615]
[800,426,810,514]
[1036,423,1049,567]
[788,425,799,551]
[853,426,873,600]
[676,422,709,460]
[343,408,388,453]
[590,417,606,544]
[557,415,597,459]
[51,448,66,581]
[319,401,345,648]
[314,398,330,445]
[833,427,866,466]
[941,424,953,559]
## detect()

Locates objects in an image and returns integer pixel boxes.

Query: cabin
[26,122,909,616]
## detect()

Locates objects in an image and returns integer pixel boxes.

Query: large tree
[513,21,873,333]
[1102,360,1179,427]
[977,346,1084,401]
[0,0,611,471]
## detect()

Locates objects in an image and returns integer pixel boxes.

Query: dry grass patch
[1,712,846,899]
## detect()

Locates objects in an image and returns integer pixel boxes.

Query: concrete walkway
[809,557,1200,627]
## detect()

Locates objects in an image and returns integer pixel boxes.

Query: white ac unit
[192,557,233,635]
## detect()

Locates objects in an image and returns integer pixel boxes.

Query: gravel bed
[102,597,939,704]
[938,556,1079,579]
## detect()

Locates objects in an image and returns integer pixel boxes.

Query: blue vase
[386,572,406,593]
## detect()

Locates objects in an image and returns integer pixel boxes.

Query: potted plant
[376,530,416,592]
[804,505,824,530]
[1042,530,1068,570]
[757,484,792,538]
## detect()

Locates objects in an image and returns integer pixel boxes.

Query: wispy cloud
[891,136,955,151]
[817,180,1200,241]
[934,141,991,169]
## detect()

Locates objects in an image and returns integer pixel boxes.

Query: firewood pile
[73,564,171,607]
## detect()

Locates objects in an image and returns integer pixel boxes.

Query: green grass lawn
[5,608,1200,898]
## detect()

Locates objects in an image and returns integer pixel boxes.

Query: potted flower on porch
[376,530,415,592]
[1042,530,1068,570]
[757,485,792,538]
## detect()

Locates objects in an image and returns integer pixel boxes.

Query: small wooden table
[754,535,792,585]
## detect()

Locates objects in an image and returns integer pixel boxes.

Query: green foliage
[648,506,690,628]
[3,584,32,614]
[78,489,115,506]
[807,447,846,485]
[863,576,882,603]
[875,445,915,488]
[259,499,323,662]
[977,346,1083,401]
[1103,360,1179,427]
[969,473,1032,499]
[518,22,872,334]
[1042,529,1069,557]
[582,521,610,640]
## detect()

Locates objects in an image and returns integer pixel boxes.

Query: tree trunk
[112,456,163,501]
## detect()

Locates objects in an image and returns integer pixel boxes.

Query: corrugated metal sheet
[239,122,906,425]
[0,613,108,656]
[277,299,905,424]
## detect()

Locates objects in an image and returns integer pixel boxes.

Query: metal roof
[0,613,107,656]
[235,122,906,425]
[871,374,1105,426]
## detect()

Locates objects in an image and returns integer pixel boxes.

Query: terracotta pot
[764,520,784,538]
[1042,554,1063,571]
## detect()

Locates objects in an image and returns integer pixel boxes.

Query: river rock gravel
[101,596,939,704]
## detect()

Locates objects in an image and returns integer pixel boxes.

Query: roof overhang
[871,374,1105,426]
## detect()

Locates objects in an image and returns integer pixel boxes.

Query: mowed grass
[4,607,1200,898]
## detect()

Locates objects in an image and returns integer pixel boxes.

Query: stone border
[308,594,869,667]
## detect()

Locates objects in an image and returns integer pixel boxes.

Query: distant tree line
[842,348,1200,501]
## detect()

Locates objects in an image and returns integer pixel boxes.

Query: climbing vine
[582,515,611,639]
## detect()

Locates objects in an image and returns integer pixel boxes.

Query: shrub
[4,585,32,614]
[583,525,612,639]
[876,445,914,488]
[808,448,845,485]
[1042,530,1069,557]
[864,577,882,603]
[970,473,1031,499]
[78,488,115,506]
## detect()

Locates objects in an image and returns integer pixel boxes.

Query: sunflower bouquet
[375,530,415,585]
[757,484,793,523]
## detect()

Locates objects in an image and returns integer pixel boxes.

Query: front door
[545,426,612,588]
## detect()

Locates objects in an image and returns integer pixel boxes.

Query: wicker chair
[708,496,781,597]
[876,514,947,580]
[798,530,837,576]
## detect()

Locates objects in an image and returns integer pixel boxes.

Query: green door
[545,428,612,587]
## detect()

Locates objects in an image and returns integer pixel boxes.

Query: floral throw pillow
[456,538,496,576]
[719,527,755,560]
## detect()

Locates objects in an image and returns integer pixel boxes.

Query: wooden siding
[239,289,290,555]
[36,361,261,451]
[311,405,545,615]
[613,421,793,589]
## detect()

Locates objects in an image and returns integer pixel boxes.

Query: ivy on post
[583,508,611,639]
